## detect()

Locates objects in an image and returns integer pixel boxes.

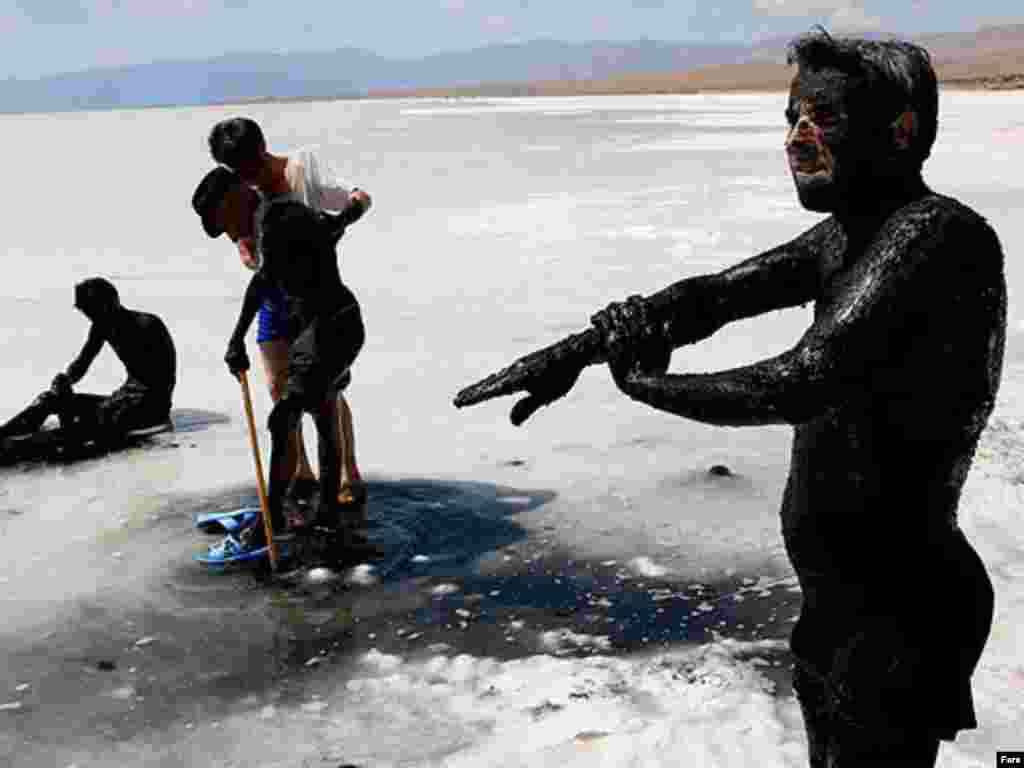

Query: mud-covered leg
[56,393,106,449]
[0,391,60,439]
[265,397,301,536]
[312,397,341,530]
[337,394,366,504]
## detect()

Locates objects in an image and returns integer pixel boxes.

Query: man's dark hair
[787,29,939,168]
[207,117,266,170]
[191,166,245,238]
[75,277,120,315]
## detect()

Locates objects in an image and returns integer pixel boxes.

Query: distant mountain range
[2,24,1022,114]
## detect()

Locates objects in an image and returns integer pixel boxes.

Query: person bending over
[192,167,368,549]
[0,278,177,448]
[207,116,372,506]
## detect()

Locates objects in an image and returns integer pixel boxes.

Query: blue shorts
[256,286,290,344]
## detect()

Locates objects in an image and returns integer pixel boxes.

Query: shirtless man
[192,167,369,549]
[0,278,177,447]
[207,117,371,505]
[460,32,1004,767]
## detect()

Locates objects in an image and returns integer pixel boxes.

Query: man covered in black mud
[192,167,368,554]
[0,278,177,448]
[457,32,1005,767]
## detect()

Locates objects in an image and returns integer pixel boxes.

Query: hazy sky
[1,0,1021,78]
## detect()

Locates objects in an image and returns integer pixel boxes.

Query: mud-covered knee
[267,398,301,438]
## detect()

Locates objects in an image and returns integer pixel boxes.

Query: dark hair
[75,277,120,315]
[207,117,266,170]
[787,29,938,168]
[191,166,245,238]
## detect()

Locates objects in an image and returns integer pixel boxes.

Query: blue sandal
[194,533,290,565]
[194,507,260,534]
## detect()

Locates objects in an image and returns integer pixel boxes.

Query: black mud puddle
[0,476,800,757]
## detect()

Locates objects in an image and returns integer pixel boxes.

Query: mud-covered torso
[274,245,357,339]
[258,200,358,338]
[781,194,1005,616]
[85,310,177,399]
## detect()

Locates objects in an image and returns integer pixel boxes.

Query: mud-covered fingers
[224,341,250,379]
[591,304,625,355]
[456,371,528,407]
[592,307,637,380]
[510,394,546,426]
[619,294,659,346]
[593,296,650,347]
[509,360,585,425]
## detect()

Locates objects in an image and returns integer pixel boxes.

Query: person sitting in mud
[192,167,369,552]
[0,278,177,448]
[458,31,1004,768]
[207,116,372,507]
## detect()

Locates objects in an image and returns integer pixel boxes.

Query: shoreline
[1,73,1021,119]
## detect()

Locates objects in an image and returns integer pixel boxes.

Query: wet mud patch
[0,476,800,764]
[0,477,551,756]
[359,548,799,690]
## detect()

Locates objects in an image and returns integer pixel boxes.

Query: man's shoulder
[288,146,318,167]
[896,193,993,235]
[284,147,320,183]
[881,194,1004,284]
[128,308,170,330]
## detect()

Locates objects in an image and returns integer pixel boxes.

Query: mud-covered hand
[224,338,250,379]
[507,356,584,426]
[49,372,73,398]
[591,294,672,388]
[453,331,591,426]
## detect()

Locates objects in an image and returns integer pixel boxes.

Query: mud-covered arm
[643,216,833,348]
[224,273,269,374]
[229,273,269,347]
[316,195,370,249]
[605,220,939,427]
[64,324,105,384]
[454,218,833,423]
[333,194,370,228]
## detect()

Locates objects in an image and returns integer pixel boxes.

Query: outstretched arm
[455,217,834,423]
[645,216,834,348]
[598,215,956,427]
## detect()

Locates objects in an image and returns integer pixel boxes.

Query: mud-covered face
[233,155,267,187]
[785,66,859,212]
[216,183,260,243]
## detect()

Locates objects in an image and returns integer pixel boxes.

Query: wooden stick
[239,370,278,571]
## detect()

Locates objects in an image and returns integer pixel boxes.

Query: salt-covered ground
[1,91,1023,766]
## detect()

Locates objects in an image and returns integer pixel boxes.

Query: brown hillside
[370,25,1024,98]
[371,54,1024,99]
